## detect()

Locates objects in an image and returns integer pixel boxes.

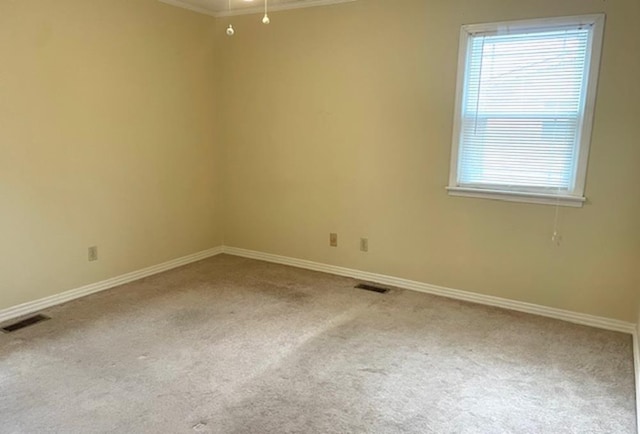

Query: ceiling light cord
[263,0,270,24]
[226,0,235,36]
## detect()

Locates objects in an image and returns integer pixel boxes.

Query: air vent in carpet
[355,283,390,294]
[1,314,50,333]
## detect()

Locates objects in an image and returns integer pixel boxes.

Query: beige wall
[0,0,222,310]
[2,0,637,323]
[219,0,640,322]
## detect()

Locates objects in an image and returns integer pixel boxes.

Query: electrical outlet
[329,233,338,247]
[88,246,98,262]
[360,238,369,252]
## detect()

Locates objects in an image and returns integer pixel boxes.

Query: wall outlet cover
[360,238,369,252]
[88,246,98,262]
[330,233,338,247]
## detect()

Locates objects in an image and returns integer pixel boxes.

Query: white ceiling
[158,0,356,17]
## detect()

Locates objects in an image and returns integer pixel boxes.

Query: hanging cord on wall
[550,30,574,248]
[473,35,486,136]
[551,192,562,246]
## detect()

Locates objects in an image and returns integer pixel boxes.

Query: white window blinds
[456,25,594,194]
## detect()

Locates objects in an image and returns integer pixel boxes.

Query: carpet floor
[0,254,636,433]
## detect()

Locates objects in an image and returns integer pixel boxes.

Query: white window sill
[446,186,586,207]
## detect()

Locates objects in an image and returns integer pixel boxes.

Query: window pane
[458,28,590,191]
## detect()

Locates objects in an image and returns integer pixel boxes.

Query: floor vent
[355,283,390,294]
[1,314,50,333]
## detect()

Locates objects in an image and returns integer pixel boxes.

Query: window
[448,15,605,207]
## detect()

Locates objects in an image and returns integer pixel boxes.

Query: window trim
[447,14,605,207]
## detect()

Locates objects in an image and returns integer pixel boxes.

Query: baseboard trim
[0,246,224,324]
[1,244,634,336]
[634,328,640,432]
[222,246,636,335]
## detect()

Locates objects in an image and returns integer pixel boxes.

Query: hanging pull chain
[551,193,562,246]
[263,0,270,24]
[226,0,235,36]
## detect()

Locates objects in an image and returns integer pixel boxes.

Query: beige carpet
[0,254,636,433]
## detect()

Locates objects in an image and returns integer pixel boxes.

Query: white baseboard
[222,246,637,335]
[635,328,640,432]
[0,246,224,324]
[1,244,635,335]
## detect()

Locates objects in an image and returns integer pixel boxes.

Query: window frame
[447,14,605,207]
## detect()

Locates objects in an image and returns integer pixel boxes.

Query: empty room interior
[1,0,640,432]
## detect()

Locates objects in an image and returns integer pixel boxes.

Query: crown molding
[158,0,357,18]
[158,0,218,17]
